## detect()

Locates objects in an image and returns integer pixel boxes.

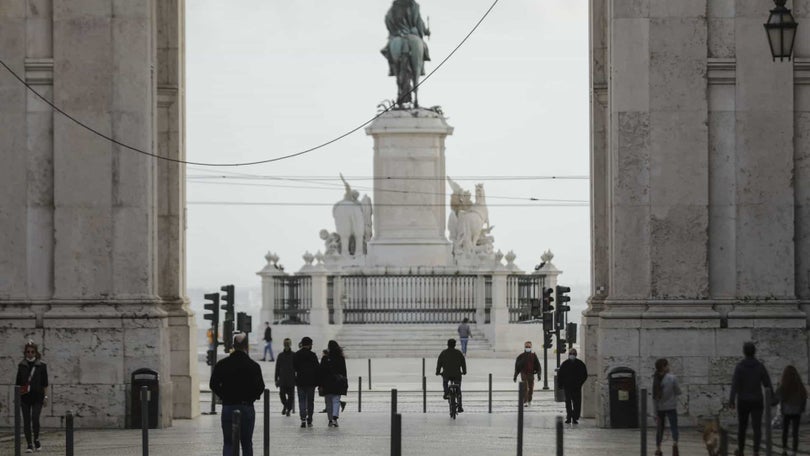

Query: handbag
[20,366,36,395]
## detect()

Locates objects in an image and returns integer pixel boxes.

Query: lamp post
[764,0,798,61]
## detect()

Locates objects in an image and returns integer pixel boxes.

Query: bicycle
[447,379,461,419]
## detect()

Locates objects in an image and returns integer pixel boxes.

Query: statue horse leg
[408,36,424,108]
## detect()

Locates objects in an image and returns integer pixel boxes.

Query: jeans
[221,404,255,456]
[655,409,679,446]
[297,386,316,423]
[20,400,42,447]
[460,337,468,355]
[737,400,763,453]
[263,342,274,360]
[564,387,582,420]
[278,386,294,412]
[325,394,341,421]
[782,414,800,452]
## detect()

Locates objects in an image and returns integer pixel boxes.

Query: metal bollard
[517,381,525,456]
[765,388,772,456]
[720,426,728,456]
[263,389,270,456]
[66,411,75,456]
[488,373,493,414]
[141,386,149,456]
[391,413,402,456]
[358,376,362,413]
[14,385,21,456]
[232,409,242,456]
[422,376,427,413]
[556,415,564,456]
[368,359,372,390]
[391,389,398,456]
[422,357,425,379]
[640,388,647,456]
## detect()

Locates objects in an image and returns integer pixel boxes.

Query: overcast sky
[185,0,590,295]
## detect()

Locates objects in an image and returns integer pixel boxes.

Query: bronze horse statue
[382,0,430,108]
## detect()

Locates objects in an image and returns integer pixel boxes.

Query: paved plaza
[3,357,809,455]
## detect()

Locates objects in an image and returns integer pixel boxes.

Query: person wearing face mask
[15,341,49,453]
[513,341,541,407]
[557,348,588,424]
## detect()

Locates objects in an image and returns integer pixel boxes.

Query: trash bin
[131,368,159,429]
[608,367,638,428]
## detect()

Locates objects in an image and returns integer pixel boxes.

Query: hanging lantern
[764,0,798,61]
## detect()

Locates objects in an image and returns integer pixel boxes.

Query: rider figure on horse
[382,0,431,76]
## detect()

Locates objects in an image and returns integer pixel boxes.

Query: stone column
[364,109,453,266]
[257,252,285,325]
[487,270,511,352]
[309,269,330,329]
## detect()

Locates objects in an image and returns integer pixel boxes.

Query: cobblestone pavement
[2,357,809,455]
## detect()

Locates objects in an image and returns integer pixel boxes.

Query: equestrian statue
[381,0,431,108]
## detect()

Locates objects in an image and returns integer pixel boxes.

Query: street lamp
[764,0,798,61]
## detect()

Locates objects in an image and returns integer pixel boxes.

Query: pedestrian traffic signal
[530,298,543,319]
[206,349,216,366]
[220,284,235,322]
[222,320,234,353]
[543,331,553,349]
[542,287,554,313]
[566,322,578,345]
[555,285,571,328]
[236,311,252,334]
[203,292,220,328]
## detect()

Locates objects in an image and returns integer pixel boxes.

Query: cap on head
[300,336,313,347]
[447,338,456,348]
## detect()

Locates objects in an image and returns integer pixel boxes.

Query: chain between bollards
[66,410,74,456]
[232,409,242,456]
[517,381,525,456]
[141,386,149,456]
[640,388,647,456]
[14,385,21,456]
[556,415,564,456]
[263,389,270,456]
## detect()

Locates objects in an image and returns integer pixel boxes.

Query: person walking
[729,341,773,456]
[209,333,265,456]
[513,341,541,407]
[651,358,681,456]
[457,317,472,356]
[774,365,807,456]
[558,348,588,424]
[274,338,296,417]
[261,322,274,362]
[436,338,467,412]
[15,341,49,453]
[320,340,348,427]
[293,336,321,428]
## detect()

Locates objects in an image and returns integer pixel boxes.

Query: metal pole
[720,426,728,456]
[422,376,427,413]
[368,359,372,390]
[488,373,493,414]
[232,409,242,456]
[14,385,21,456]
[543,344,549,389]
[358,377,362,413]
[392,413,402,456]
[209,356,217,415]
[556,329,561,369]
[141,386,149,456]
[640,388,647,456]
[765,388,772,456]
[66,411,74,456]
[422,357,425,379]
[263,389,270,456]
[556,415,564,456]
[517,382,525,456]
[391,389,398,456]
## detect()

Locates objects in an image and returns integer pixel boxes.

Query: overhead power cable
[0,0,501,167]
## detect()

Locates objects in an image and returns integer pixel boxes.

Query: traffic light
[566,322,578,345]
[543,312,554,333]
[206,349,216,366]
[203,292,220,329]
[543,330,553,349]
[222,320,234,353]
[220,284,235,322]
[542,287,554,313]
[555,285,571,328]
[530,298,543,319]
[237,311,252,334]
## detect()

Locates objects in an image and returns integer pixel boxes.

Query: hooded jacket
[729,357,772,405]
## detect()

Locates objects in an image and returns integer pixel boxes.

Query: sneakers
[281,407,288,415]
[328,419,339,427]
[333,418,339,427]
[300,421,307,428]
[34,441,41,452]
[565,418,572,424]
[25,447,34,453]
[285,409,291,417]
[307,420,313,427]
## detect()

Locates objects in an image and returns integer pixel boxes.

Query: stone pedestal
[365,109,454,267]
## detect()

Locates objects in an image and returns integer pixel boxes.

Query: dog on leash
[702,420,721,456]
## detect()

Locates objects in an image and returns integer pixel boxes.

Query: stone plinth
[365,109,453,267]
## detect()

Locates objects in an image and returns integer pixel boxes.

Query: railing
[273,276,312,324]
[506,275,544,323]
[484,276,492,324]
[327,276,335,324]
[341,275,478,324]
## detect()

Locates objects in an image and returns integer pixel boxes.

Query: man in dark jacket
[436,338,467,411]
[293,336,321,427]
[558,348,588,424]
[729,341,772,456]
[513,341,541,407]
[274,338,295,416]
[210,333,265,456]
[261,322,274,362]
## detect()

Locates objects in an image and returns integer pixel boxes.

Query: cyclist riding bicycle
[436,338,467,413]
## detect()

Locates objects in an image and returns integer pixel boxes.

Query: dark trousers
[782,414,800,452]
[297,386,316,423]
[564,387,582,420]
[737,400,763,453]
[221,404,255,456]
[655,409,679,446]
[520,373,535,403]
[278,386,295,412]
[442,376,463,406]
[20,400,42,447]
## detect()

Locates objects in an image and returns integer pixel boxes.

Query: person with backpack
[652,358,681,456]
[774,365,807,456]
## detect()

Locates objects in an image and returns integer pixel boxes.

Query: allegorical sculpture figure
[447,177,491,258]
[332,174,373,258]
[381,0,431,108]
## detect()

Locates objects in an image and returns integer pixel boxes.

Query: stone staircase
[334,324,493,358]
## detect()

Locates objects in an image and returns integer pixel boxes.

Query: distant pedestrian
[206,327,215,352]
[320,340,348,427]
[651,358,681,456]
[457,317,472,355]
[513,341,541,407]
[274,338,295,417]
[261,322,274,361]
[774,365,807,455]
[209,333,265,456]
[558,348,588,424]
[15,341,48,453]
[293,336,321,427]
[436,338,467,412]
[729,341,773,456]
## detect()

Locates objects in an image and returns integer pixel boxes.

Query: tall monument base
[367,238,452,267]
